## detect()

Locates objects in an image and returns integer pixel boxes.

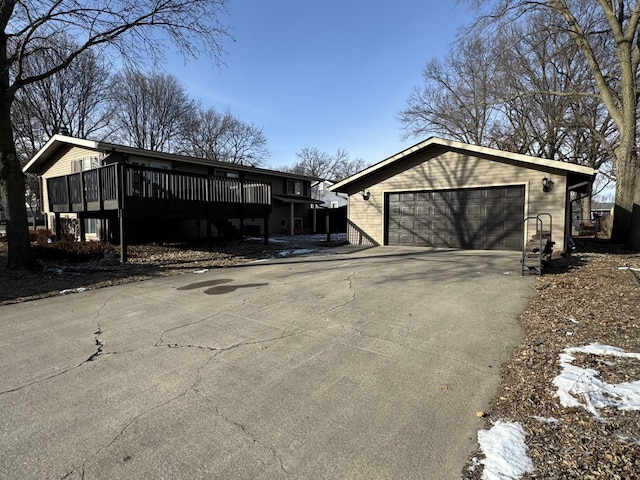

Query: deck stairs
[521,213,553,276]
[212,219,242,240]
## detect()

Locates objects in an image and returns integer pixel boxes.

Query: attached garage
[329,137,597,253]
[386,186,525,250]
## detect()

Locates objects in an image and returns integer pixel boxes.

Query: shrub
[30,228,54,245]
[32,240,115,263]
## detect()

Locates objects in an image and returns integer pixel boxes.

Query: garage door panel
[413,235,431,246]
[503,237,523,249]
[416,205,431,215]
[387,186,524,251]
[505,204,524,215]
[433,204,449,215]
[416,221,431,231]
[503,220,522,233]
[484,205,504,217]
[466,205,483,216]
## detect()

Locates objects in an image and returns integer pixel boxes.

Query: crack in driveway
[154,311,305,354]
[1,312,112,396]
[319,269,357,315]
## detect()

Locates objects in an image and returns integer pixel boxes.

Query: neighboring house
[311,180,348,209]
[310,180,348,233]
[591,202,614,218]
[330,137,597,253]
[0,203,41,227]
[23,135,321,260]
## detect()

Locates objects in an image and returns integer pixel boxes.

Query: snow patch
[532,416,559,425]
[552,343,640,419]
[277,248,317,257]
[59,287,87,295]
[477,421,534,480]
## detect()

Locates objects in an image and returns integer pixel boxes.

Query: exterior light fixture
[542,177,554,192]
[361,189,370,200]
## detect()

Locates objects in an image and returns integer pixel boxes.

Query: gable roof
[329,137,597,193]
[23,134,318,182]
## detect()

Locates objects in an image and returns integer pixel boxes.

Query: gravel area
[1,235,639,478]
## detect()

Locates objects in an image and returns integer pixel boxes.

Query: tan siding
[347,150,568,251]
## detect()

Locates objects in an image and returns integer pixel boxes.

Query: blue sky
[167,1,477,169]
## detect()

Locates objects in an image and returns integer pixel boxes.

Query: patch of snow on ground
[59,287,87,295]
[553,343,640,419]
[277,249,317,257]
[477,421,534,480]
[532,416,559,424]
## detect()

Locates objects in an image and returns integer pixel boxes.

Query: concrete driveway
[0,247,534,480]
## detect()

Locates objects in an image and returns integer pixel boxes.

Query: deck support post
[289,203,295,237]
[207,219,213,251]
[119,211,127,262]
[263,215,269,245]
[54,213,61,241]
[79,213,86,242]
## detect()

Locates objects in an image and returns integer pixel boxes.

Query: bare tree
[181,108,269,167]
[12,34,114,161]
[402,6,616,230]
[110,69,197,152]
[0,0,229,270]
[467,0,640,248]
[399,37,504,146]
[285,147,366,182]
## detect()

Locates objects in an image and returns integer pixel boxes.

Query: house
[311,180,348,209]
[591,202,614,218]
[23,135,321,260]
[329,137,597,253]
[310,180,348,234]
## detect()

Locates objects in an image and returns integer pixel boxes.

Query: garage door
[386,186,524,250]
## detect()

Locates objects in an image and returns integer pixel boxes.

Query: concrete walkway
[0,247,534,479]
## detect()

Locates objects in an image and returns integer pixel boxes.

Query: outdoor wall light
[361,189,371,200]
[542,177,555,193]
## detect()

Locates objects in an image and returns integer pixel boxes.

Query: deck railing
[47,163,271,212]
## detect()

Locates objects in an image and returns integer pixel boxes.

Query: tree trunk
[0,92,37,270]
[610,142,640,248]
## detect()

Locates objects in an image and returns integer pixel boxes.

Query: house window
[84,218,97,234]
[216,170,240,178]
[287,180,303,195]
[71,156,101,173]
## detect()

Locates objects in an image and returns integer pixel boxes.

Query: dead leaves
[464,251,640,480]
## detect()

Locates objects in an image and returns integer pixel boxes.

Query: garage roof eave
[328,137,599,193]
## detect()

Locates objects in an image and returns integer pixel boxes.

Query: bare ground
[1,236,639,478]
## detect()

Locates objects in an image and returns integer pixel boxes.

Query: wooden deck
[47,163,272,218]
[46,163,272,261]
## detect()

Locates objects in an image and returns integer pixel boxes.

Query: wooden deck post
[117,163,127,262]
[119,211,127,262]
[207,219,213,251]
[54,213,61,241]
[79,214,86,242]
[289,203,295,237]
[263,215,269,245]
